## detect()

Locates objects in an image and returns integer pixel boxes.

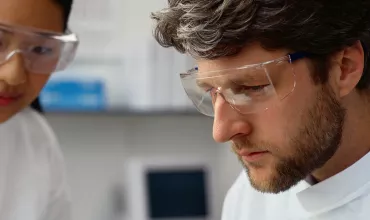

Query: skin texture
[0,0,64,123]
[198,41,370,193]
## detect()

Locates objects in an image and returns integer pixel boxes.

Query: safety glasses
[0,23,79,74]
[180,52,308,116]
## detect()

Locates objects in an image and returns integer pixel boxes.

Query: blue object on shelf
[40,79,106,112]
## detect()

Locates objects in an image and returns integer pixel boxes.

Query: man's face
[197,43,346,193]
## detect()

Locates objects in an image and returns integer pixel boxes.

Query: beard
[233,85,346,193]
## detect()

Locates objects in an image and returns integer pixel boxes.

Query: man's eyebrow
[224,67,268,81]
[196,76,233,89]
[230,74,266,84]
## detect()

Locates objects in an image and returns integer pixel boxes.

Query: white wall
[49,2,243,219]
[45,114,242,220]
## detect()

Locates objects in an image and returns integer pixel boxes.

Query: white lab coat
[0,108,70,220]
[222,152,370,220]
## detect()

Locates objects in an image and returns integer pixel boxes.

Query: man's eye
[234,84,270,94]
[245,85,269,92]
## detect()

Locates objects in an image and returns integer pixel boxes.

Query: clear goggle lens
[0,23,79,74]
[180,56,296,116]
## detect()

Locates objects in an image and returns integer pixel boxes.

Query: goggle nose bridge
[5,49,25,61]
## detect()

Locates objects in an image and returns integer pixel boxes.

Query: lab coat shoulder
[16,108,71,220]
[17,108,59,149]
[24,108,66,172]
[221,171,281,220]
[221,171,248,220]
[15,108,65,176]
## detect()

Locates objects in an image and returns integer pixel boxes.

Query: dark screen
[146,169,208,218]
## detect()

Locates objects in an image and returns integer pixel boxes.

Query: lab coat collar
[296,152,370,214]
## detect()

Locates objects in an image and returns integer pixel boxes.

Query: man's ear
[334,40,365,97]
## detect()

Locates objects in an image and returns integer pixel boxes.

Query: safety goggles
[180,52,308,116]
[0,23,79,74]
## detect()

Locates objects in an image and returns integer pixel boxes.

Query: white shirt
[222,152,370,220]
[0,108,71,220]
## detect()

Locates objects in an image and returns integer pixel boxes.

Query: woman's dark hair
[30,0,73,113]
[151,0,370,91]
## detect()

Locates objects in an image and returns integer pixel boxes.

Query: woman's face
[0,0,64,122]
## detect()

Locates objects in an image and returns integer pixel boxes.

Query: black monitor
[145,169,209,219]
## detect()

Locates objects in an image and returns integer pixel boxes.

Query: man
[150,0,370,219]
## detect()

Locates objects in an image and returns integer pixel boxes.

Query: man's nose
[0,51,27,86]
[212,94,252,143]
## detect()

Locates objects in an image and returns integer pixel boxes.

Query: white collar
[296,152,370,214]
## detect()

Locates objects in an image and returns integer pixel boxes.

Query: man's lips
[238,149,269,156]
[238,149,270,162]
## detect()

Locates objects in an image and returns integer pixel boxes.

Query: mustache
[231,139,272,152]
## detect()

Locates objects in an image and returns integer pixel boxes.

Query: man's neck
[311,94,370,182]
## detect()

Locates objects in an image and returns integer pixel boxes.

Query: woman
[0,0,78,219]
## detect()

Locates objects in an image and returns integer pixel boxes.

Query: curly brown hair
[151,0,370,90]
